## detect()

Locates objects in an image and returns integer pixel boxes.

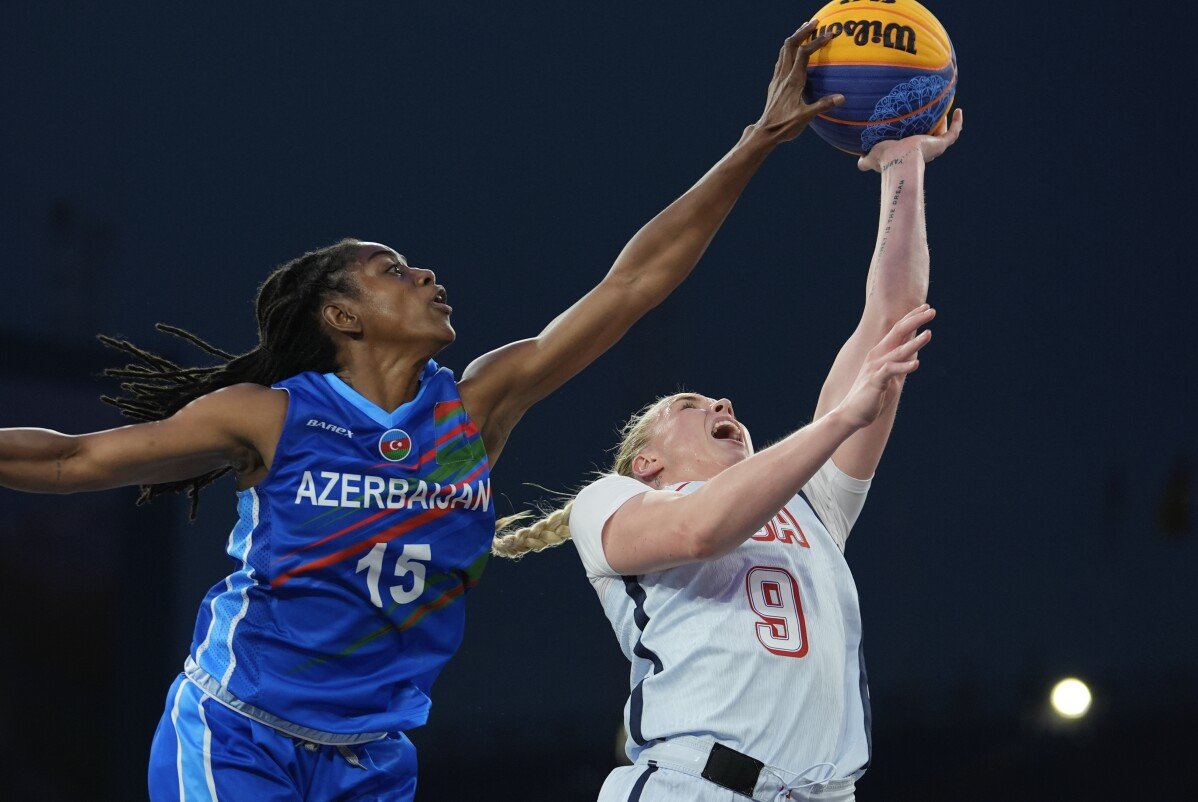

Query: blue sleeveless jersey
[187,360,494,739]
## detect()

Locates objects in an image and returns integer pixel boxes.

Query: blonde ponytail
[491,393,683,560]
[491,503,575,559]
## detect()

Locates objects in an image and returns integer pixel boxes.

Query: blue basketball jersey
[186,360,494,742]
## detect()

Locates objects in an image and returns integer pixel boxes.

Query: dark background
[2,2,1193,800]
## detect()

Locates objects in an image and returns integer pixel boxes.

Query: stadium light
[1050,677,1092,719]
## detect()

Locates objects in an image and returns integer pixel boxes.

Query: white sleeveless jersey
[570,460,873,780]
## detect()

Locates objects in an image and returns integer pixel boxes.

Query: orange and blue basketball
[803,0,957,155]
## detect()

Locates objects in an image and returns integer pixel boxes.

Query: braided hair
[99,238,362,518]
[491,394,678,559]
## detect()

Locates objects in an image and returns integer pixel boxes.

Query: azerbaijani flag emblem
[378,429,413,462]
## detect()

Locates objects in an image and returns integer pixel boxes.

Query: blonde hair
[491,394,679,559]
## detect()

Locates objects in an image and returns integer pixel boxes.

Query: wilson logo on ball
[817,19,917,54]
[804,0,957,156]
[379,429,413,462]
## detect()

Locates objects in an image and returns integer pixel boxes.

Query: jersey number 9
[745,566,809,658]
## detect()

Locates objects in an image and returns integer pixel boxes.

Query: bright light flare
[1050,677,1092,719]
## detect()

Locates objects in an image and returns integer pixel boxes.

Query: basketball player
[0,21,847,802]
[492,109,964,801]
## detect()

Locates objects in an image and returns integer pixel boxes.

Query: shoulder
[577,473,651,499]
[429,361,457,383]
[570,474,650,578]
[455,360,524,463]
[175,383,289,449]
[428,365,468,406]
[571,474,652,529]
[177,382,286,417]
[198,382,289,415]
[802,459,873,550]
[454,367,493,419]
[189,384,291,485]
[805,459,871,504]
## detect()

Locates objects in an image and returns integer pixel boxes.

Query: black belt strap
[700,742,765,797]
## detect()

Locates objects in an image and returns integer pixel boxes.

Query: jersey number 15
[356,542,432,608]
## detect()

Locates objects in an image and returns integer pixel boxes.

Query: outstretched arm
[0,384,283,494]
[812,109,963,479]
[601,306,934,574]
[458,21,845,461]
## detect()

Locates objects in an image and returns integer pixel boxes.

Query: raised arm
[601,306,934,574]
[458,21,845,460]
[811,109,963,479]
[0,384,283,494]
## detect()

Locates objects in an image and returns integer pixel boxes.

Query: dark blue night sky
[2,3,1193,799]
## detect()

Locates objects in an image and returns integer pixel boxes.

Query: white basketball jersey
[570,460,873,780]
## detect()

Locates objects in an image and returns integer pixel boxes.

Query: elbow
[673,498,753,562]
[685,533,717,562]
[54,440,91,493]
[602,269,670,311]
[679,520,730,562]
[600,268,643,298]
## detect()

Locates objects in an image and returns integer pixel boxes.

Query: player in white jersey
[492,106,963,800]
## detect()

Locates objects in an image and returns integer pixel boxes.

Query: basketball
[803,0,957,155]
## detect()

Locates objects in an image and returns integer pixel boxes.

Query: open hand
[858,108,964,172]
[755,20,845,143]
[837,304,935,429]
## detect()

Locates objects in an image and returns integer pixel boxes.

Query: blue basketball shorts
[148,674,417,801]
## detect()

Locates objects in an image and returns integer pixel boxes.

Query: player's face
[345,242,455,351]
[644,393,753,483]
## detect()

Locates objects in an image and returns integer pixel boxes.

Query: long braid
[491,506,575,559]
[491,395,679,559]
[99,238,362,519]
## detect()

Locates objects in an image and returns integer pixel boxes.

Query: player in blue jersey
[493,111,963,801]
[0,20,849,802]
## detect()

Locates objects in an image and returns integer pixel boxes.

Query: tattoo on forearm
[880,157,904,172]
[876,179,906,257]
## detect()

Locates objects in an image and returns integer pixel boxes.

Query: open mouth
[710,420,743,443]
[431,288,452,313]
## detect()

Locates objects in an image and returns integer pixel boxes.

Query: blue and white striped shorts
[148,674,417,801]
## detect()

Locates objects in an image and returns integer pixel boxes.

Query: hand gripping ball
[803,0,957,155]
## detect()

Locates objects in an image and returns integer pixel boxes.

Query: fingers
[879,356,922,382]
[890,357,922,379]
[931,107,962,136]
[901,302,936,321]
[875,329,930,382]
[790,24,836,81]
[775,19,820,83]
[887,328,932,363]
[945,107,963,140]
[858,306,934,396]
[770,41,790,85]
[811,93,845,116]
[936,107,963,144]
[879,304,936,349]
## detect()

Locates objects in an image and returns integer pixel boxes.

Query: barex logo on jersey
[379,429,413,462]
